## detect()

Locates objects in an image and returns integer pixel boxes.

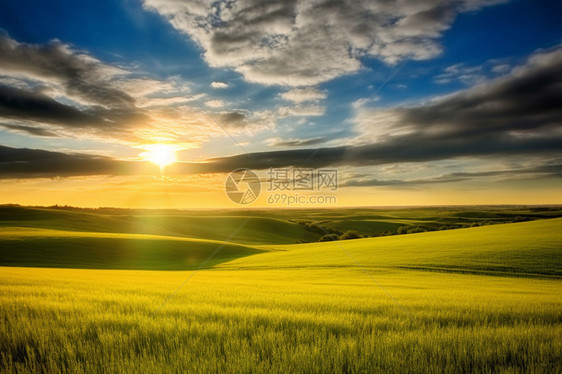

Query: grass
[0,207,561,373]
[320,219,404,236]
[0,227,264,270]
[231,218,562,278]
[1,267,560,373]
[0,206,321,244]
[3,205,561,244]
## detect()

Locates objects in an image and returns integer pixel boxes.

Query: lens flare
[141,144,177,169]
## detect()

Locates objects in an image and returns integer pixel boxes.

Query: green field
[0,206,561,373]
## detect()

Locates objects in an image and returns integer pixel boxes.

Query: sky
[0,0,561,208]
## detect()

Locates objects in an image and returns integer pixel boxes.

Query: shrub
[318,234,340,242]
[397,226,410,235]
[340,230,362,240]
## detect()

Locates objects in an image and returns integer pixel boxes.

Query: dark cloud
[0,145,159,179]
[0,123,57,137]
[0,35,241,143]
[399,53,562,136]
[349,46,562,163]
[0,85,101,126]
[0,35,135,108]
[341,164,562,187]
[269,137,328,147]
[218,111,247,128]
[0,84,150,142]
[215,110,274,132]
[1,136,561,179]
[0,35,155,140]
[197,135,561,172]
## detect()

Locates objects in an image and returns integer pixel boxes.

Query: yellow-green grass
[1,218,560,273]
[228,218,562,278]
[1,266,560,373]
[1,218,561,372]
[4,205,562,246]
[0,207,321,244]
[0,227,264,270]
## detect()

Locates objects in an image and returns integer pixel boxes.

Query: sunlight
[141,144,177,169]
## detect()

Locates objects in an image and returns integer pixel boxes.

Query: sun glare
[141,144,177,169]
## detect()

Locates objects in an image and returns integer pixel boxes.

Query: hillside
[0,206,321,244]
[1,212,560,276]
[0,227,264,270]
[223,218,562,278]
[2,205,561,246]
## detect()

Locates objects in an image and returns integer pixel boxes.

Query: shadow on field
[0,236,263,270]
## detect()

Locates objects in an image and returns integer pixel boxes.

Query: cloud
[143,0,507,86]
[492,64,511,74]
[356,46,562,143]
[205,99,224,108]
[277,87,326,117]
[0,145,157,178]
[433,59,517,85]
[3,45,561,181]
[277,104,325,117]
[3,138,560,180]
[0,122,57,137]
[203,46,562,171]
[0,35,134,108]
[0,85,103,126]
[216,110,275,134]
[210,81,229,89]
[267,136,328,147]
[433,63,484,84]
[279,87,326,103]
[200,136,561,172]
[341,163,562,187]
[0,34,273,147]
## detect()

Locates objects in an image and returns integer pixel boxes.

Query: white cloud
[492,64,511,74]
[143,0,507,86]
[277,104,325,117]
[280,87,326,103]
[210,81,229,89]
[352,97,380,110]
[433,63,485,85]
[205,99,225,108]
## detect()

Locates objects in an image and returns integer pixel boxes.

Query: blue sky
[0,0,561,207]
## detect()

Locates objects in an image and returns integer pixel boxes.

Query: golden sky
[1,1,561,208]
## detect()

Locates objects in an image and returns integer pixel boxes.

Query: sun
[141,144,178,169]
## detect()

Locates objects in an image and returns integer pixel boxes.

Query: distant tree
[397,226,410,235]
[340,230,362,240]
[318,234,340,242]
[406,226,426,234]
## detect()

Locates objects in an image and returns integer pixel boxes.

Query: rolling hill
[224,218,562,277]
[1,206,560,277]
[0,227,265,270]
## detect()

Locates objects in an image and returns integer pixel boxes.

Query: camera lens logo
[225,168,261,204]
